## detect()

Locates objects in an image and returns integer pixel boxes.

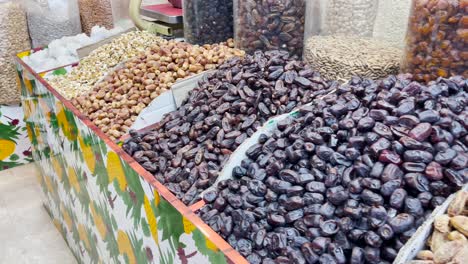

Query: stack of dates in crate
[123,50,336,205]
[199,74,468,263]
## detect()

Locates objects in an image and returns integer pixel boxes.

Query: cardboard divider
[394,184,468,263]
[76,27,136,59]
[131,71,211,130]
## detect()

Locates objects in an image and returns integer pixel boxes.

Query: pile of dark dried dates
[200,74,467,263]
[123,50,335,205]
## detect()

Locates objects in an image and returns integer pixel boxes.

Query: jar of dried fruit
[233,0,307,57]
[401,0,468,82]
[183,0,234,45]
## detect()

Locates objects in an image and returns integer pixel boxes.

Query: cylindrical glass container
[110,0,131,24]
[183,0,234,45]
[25,0,82,48]
[234,0,306,57]
[320,0,379,37]
[373,0,412,48]
[401,0,467,82]
[78,0,114,35]
[303,0,403,82]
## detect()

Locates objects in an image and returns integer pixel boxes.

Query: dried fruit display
[123,50,335,205]
[410,190,468,264]
[234,0,306,57]
[49,31,166,99]
[401,0,468,82]
[200,75,467,263]
[183,0,233,45]
[72,39,244,141]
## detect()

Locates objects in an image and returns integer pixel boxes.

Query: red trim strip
[188,200,206,213]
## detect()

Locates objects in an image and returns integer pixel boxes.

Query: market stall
[4,0,468,263]
[16,58,245,263]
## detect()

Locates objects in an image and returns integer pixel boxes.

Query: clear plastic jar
[320,0,379,37]
[401,0,467,82]
[183,0,234,45]
[78,0,114,35]
[303,0,404,82]
[373,0,412,48]
[79,0,131,35]
[24,0,82,48]
[0,0,30,104]
[234,0,306,57]
[110,0,131,24]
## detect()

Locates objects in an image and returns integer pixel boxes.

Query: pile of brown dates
[200,74,467,263]
[123,50,335,205]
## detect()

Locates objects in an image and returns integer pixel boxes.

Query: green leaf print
[93,160,110,193]
[9,154,19,161]
[53,68,68,76]
[0,122,21,141]
[158,246,175,264]
[192,229,227,264]
[156,199,184,243]
[0,160,23,170]
[141,218,150,237]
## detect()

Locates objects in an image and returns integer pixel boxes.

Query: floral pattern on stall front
[0,104,33,170]
[16,59,229,264]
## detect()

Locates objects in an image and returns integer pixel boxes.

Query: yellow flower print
[182,216,196,234]
[68,166,81,193]
[107,152,127,191]
[117,231,136,264]
[90,203,107,239]
[79,137,96,173]
[143,196,158,244]
[0,139,16,160]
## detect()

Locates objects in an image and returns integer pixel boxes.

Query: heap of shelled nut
[49,31,166,99]
[72,39,244,140]
[199,74,467,263]
[122,50,336,204]
[410,191,468,264]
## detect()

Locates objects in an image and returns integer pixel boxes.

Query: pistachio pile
[410,190,468,264]
[72,39,244,141]
[49,31,166,99]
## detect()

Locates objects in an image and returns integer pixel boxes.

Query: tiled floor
[0,163,76,264]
